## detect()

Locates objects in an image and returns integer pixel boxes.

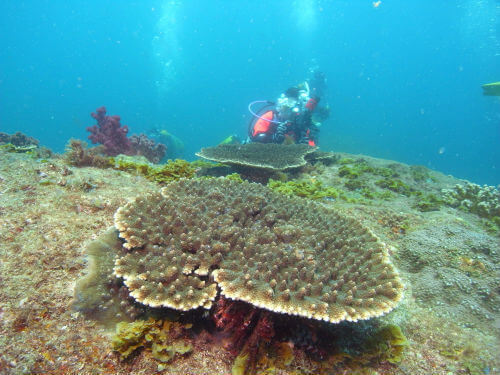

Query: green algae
[412,193,444,212]
[267,178,343,200]
[439,342,494,375]
[112,319,157,359]
[360,187,394,200]
[232,351,250,375]
[231,341,295,375]
[410,165,437,183]
[375,177,413,196]
[225,173,244,183]
[152,340,193,363]
[338,157,357,165]
[344,178,368,191]
[112,157,198,184]
[146,159,197,183]
[338,160,398,179]
[111,318,192,362]
[338,164,365,179]
[365,324,409,364]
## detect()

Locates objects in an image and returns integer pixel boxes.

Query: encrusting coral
[110,178,403,323]
[443,182,500,220]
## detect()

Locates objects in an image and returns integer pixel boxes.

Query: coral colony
[75,178,404,371]
[87,106,134,156]
[86,107,166,163]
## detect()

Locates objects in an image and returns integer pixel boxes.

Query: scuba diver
[246,69,329,147]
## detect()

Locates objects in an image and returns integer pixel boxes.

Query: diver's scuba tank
[247,100,280,143]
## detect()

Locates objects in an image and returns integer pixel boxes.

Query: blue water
[1,1,499,185]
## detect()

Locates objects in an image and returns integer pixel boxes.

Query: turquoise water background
[1,1,499,184]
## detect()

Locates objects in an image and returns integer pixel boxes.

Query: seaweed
[360,188,394,200]
[338,157,357,165]
[410,165,436,183]
[364,324,409,364]
[338,160,399,182]
[344,178,368,191]
[267,178,343,201]
[64,139,113,168]
[412,193,443,212]
[225,173,244,183]
[146,159,197,184]
[111,318,192,362]
[375,178,413,196]
[112,157,199,184]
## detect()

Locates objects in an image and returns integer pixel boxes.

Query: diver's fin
[481,82,500,96]
[219,135,241,145]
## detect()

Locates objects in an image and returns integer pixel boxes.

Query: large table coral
[106,178,404,323]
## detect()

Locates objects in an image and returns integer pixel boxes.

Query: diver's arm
[273,123,287,143]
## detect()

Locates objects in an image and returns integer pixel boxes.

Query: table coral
[196,143,317,171]
[109,178,403,323]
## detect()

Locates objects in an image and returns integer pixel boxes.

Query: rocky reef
[0,147,498,375]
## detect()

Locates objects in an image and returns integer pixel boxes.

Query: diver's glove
[276,123,287,135]
[297,135,309,144]
[306,96,320,111]
[273,123,287,143]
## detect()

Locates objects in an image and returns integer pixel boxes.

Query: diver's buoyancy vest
[251,110,274,137]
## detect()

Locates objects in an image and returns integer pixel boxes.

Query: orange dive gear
[252,110,274,137]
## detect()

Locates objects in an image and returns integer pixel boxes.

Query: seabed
[0,148,498,375]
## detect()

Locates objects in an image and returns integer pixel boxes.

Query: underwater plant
[111,318,192,362]
[64,139,113,168]
[375,178,412,196]
[267,178,343,200]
